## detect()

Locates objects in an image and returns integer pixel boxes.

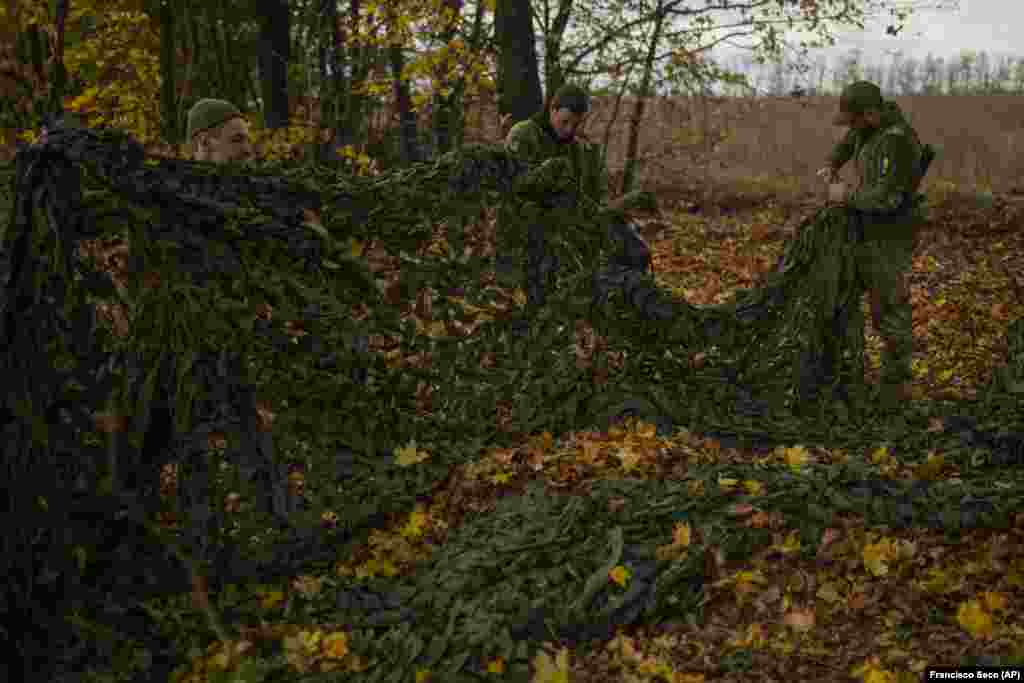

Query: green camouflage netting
[2,124,1024,681]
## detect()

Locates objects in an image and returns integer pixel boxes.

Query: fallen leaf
[783,607,816,632]
[956,599,994,639]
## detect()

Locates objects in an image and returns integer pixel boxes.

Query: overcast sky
[819,0,1021,64]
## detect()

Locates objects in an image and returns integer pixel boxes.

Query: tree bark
[542,0,573,96]
[317,0,345,162]
[257,0,290,129]
[431,0,463,156]
[385,2,418,164]
[495,0,542,125]
[621,1,665,194]
[158,0,179,143]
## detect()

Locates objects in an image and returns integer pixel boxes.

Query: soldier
[816,80,930,413]
[504,83,653,281]
[187,98,253,164]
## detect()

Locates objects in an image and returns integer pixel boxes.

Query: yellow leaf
[981,591,1008,612]
[395,440,430,467]
[355,557,398,579]
[783,445,810,469]
[851,657,898,683]
[531,646,570,683]
[915,451,945,479]
[491,472,512,485]
[609,565,632,586]
[416,669,432,682]
[957,599,994,639]
[322,632,349,659]
[635,420,657,439]
[773,530,802,555]
[870,446,892,464]
[487,657,506,673]
[718,477,739,491]
[401,508,429,539]
[672,522,692,548]
[742,479,764,496]
[916,567,958,594]
[616,446,642,472]
[862,538,898,577]
[259,588,286,610]
[937,368,954,382]
[350,237,364,257]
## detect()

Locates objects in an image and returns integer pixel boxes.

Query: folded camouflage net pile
[3,124,1024,682]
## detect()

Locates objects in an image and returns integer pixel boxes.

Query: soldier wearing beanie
[187,98,252,163]
[501,83,654,308]
[814,80,935,414]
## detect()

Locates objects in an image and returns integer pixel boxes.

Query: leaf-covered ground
[160,185,1024,683]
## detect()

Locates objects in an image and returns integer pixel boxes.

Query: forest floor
[162,183,1024,683]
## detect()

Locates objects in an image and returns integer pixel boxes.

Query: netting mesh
[2,123,1023,681]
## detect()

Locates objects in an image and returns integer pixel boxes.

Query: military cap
[187,98,244,140]
[550,83,590,115]
[833,81,883,125]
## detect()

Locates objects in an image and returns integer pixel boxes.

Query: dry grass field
[462,94,1024,199]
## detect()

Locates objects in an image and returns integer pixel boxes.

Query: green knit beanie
[550,83,590,115]
[187,99,243,140]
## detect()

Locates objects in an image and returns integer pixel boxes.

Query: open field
[462,94,1024,199]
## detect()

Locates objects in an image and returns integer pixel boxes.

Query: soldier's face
[200,118,253,163]
[549,107,584,141]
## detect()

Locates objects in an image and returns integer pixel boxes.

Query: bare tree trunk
[495,0,542,124]
[257,0,290,129]
[431,0,463,156]
[341,0,375,153]
[454,0,487,150]
[158,0,179,144]
[317,0,344,162]
[385,2,418,164]
[542,0,574,95]
[621,1,665,194]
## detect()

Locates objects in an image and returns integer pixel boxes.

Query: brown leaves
[92,411,128,433]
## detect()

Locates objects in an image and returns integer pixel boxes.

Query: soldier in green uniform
[817,81,931,413]
[502,84,653,308]
[187,99,253,164]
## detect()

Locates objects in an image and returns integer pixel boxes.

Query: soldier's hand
[539,156,573,180]
[828,181,847,203]
[816,165,839,183]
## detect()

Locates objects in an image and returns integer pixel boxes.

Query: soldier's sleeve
[586,143,609,205]
[505,121,543,163]
[846,133,916,214]
[826,128,857,171]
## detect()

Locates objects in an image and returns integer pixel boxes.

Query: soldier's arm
[826,128,857,172]
[845,133,916,214]
[504,121,544,163]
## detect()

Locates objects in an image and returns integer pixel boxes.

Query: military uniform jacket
[505,112,608,208]
[827,101,926,241]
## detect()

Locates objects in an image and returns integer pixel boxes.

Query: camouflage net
[2,122,1023,681]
